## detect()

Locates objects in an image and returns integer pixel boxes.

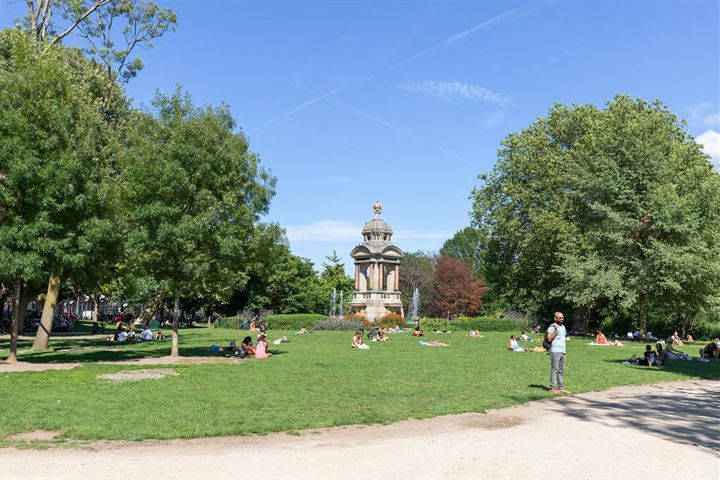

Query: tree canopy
[472,95,720,334]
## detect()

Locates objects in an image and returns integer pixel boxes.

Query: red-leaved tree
[431,256,489,317]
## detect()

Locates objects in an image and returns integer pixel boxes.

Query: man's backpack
[543,331,554,351]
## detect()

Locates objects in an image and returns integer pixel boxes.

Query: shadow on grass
[6,338,292,363]
[602,359,720,380]
[553,380,720,453]
[527,384,551,391]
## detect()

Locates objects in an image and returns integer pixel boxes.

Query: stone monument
[349,201,404,321]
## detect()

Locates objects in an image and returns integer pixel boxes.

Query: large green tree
[121,87,275,356]
[472,95,720,334]
[0,30,107,360]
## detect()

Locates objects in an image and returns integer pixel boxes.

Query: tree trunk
[171,293,180,357]
[7,276,22,364]
[32,275,61,351]
[573,305,591,335]
[638,293,647,340]
[94,295,100,322]
[678,312,686,338]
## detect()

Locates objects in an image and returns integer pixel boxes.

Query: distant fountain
[329,288,337,317]
[338,290,344,318]
[409,288,420,323]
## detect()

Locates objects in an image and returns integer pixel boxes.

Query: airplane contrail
[249,4,527,133]
[331,100,466,163]
[247,77,371,133]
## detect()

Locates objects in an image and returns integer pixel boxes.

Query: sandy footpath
[1,379,718,480]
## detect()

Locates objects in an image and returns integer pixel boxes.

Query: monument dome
[349,202,404,321]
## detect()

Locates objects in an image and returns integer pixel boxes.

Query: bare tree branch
[50,0,111,45]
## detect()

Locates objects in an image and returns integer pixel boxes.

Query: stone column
[395,264,399,290]
[378,263,383,290]
[354,264,359,290]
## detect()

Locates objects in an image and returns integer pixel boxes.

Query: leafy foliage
[431,256,489,317]
[472,95,720,334]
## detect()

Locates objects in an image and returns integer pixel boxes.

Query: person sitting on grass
[468,330,483,338]
[419,339,450,347]
[155,330,166,340]
[116,329,128,342]
[389,325,403,333]
[686,333,694,342]
[255,333,271,359]
[671,331,684,346]
[643,344,658,366]
[241,336,256,356]
[352,330,369,349]
[595,330,609,345]
[507,335,525,352]
[295,327,308,334]
[519,331,534,341]
[412,326,424,337]
[655,343,669,366]
[140,326,153,341]
[700,342,719,360]
[373,330,388,342]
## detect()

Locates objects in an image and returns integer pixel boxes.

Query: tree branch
[50,0,111,45]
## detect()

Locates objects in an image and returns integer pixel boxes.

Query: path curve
[1,379,718,480]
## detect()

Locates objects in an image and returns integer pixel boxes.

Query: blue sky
[2,1,719,272]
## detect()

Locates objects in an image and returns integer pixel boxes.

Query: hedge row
[215,313,328,330]
[413,317,515,332]
[454,316,516,332]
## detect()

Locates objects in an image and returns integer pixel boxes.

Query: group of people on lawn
[107,322,165,342]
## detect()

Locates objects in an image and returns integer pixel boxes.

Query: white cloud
[696,129,720,168]
[285,220,451,243]
[688,103,720,128]
[402,80,512,105]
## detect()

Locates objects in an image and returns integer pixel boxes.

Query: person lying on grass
[507,335,525,352]
[664,338,690,360]
[411,327,424,337]
[273,336,289,345]
[419,340,450,347]
[352,330,369,349]
[468,330,483,338]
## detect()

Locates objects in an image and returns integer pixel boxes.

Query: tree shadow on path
[550,380,719,453]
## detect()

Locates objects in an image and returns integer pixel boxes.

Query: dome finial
[373,200,382,217]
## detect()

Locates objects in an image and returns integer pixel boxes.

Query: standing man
[547,311,570,394]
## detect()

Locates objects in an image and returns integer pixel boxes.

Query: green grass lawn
[1,327,718,446]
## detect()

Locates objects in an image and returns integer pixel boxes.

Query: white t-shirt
[117,331,128,342]
[141,329,153,340]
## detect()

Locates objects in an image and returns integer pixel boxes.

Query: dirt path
[1,379,717,480]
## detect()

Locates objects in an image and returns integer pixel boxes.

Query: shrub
[453,316,515,332]
[313,319,362,331]
[690,321,720,341]
[216,316,241,329]
[266,313,327,329]
[373,313,406,329]
[419,317,452,332]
